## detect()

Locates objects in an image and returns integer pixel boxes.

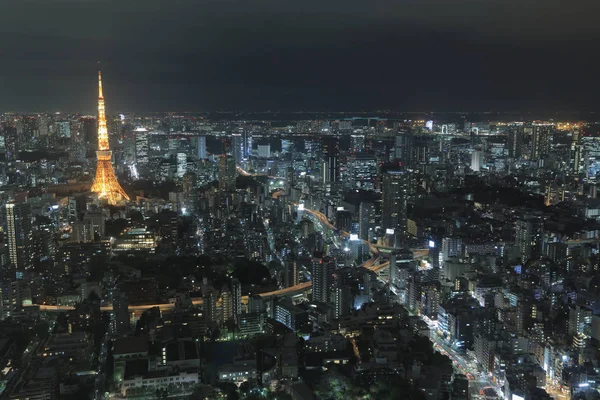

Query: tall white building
[471,150,483,172]
[176,153,187,178]
[134,128,149,168]
[4,202,33,270]
[196,136,207,159]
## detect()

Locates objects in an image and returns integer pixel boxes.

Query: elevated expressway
[29,205,427,314]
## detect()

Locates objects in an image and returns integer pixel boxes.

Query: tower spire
[98,70,104,99]
[90,71,130,205]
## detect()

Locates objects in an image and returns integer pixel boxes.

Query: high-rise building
[395,132,413,165]
[176,153,187,178]
[90,72,130,205]
[471,150,483,172]
[196,136,207,159]
[312,255,334,304]
[82,117,97,151]
[231,278,242,326]
[322,137,340,183]
[285,260,299,288]
[531,123,552,160]
[515,215,544,264]
[359,202,376,241]
[571,127,582,175]
[4,202,33,270]
[134,128,149,168]
[568,305,592,337]
[508,126,523,159]
[203,287,218,324]
[335,210,353,232]
[381,169,409,235]
[218,155,237,191]
[231,133,244,164]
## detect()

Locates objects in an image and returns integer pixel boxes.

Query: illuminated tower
[90,72,130,205]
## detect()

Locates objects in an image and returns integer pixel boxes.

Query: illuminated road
[28,205,427,315]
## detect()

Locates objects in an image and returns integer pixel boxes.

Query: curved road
[29,205,427,314]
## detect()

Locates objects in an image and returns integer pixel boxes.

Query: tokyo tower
[90,71,130,205]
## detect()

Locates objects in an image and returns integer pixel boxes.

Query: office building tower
[508,126,523,159]
[231,278,242,326]
[572,127,582,174]
[381,169,409,235]
[281,139,293,154]
[82,117,98,151]
[312,255,334,304]
[531,123,552,160]
[395,132,413,165]
[515,215,544,264]
[90,71,130,205]
[471,150,483,172]
[568,305,592,337]
[322,137,340,183]
[335,210,353,232]
[203,287,218,324]
[245,130,253,159]
[285,260,299,288]
[4,202,33,270]
[197,136,207,159]
[411,135,432,165]
[176,153,187,178]
[359,202,376,241]
[221,287,233,326]
[134,128,149,168]
[218,155,237,191]
[231,133,244,164]
[332,274,351,319]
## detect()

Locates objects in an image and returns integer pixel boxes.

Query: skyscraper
[515,215,544,264]
[196,136,207,159]
[285,260,299,288]
[572,127,582,175]
[218,155,237,191]
[471,150,483,172]
[312,255,334,303]
[395,132,413,165]
[231,133,244,164]
[4,202,33,270]
[507,126,523,159]
[176,153,187,178]
[381,169,409,236]
[231,278,242,326]
[134,128,149,168]
[322,137,340,183]
[90,72,130,205]
[359,202,376,241]
[531,123,552,160]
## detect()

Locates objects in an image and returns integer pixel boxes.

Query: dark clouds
[1,0,599,112]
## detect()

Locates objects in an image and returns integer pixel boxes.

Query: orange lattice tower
[90,71,130,205]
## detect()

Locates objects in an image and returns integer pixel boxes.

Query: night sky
[1,0,599,113]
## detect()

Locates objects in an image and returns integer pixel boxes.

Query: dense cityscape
[0,70,598,400]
